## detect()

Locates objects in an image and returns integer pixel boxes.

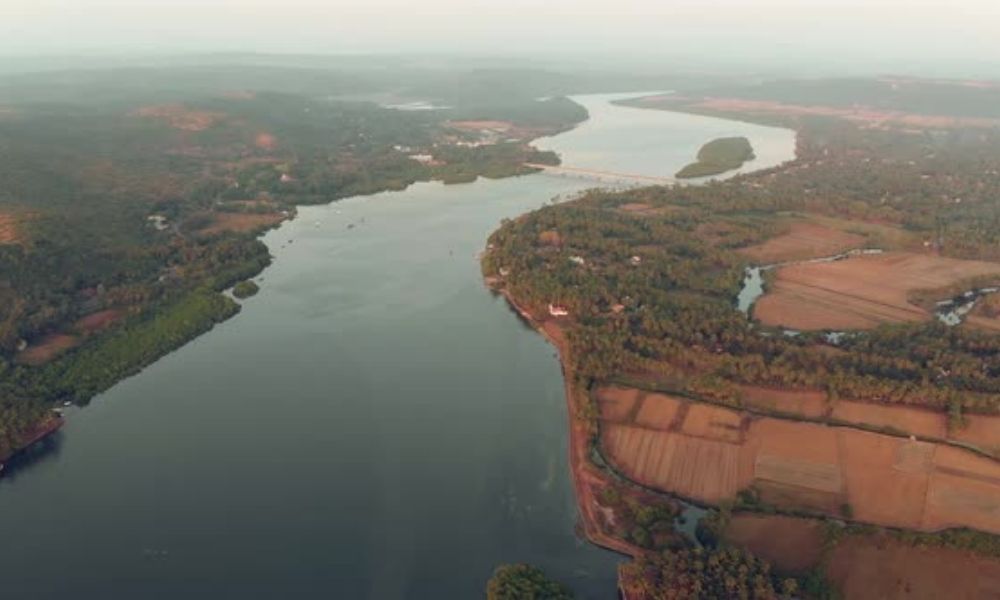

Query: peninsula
[485,78,1000,598]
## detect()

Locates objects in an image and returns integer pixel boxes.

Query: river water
[0,94,794,599]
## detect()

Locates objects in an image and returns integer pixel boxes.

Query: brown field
[134,104,225,131]
[254,132,277,150]
[615,203,679,218]
[633,393,683,431]
[16,333,79,366]
[680,403,745,444]
[806,214,922,250]
[0,211,23,245]
[964,314,1000,333]
[537,230,562,247]
[739,222,866,264]
[832,400,947,438]
[199,212,286,235]
[739,385,828,418]
[690,97,1000,130]
[445,120,514,132]
[724,514,824,572]
[595,386,640,422]
[603,424,755,502]
[827,536,1000,600]
[73,309,123,334]
[964,293,1000,333]
[951,414,1000,452]
[597,385,1000,533]
[755,251,1000,330]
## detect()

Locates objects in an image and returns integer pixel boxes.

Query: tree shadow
[0,431,65,484]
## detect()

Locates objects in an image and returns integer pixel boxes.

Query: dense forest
[486,564,575,600]
[484,119,1000,420]
[618,547,800,600]
[0,65,590,462]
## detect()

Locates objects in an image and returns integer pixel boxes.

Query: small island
[675,136,755,179]
[232,280,260,299]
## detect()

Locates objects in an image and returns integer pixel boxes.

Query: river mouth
[0,94,797,598]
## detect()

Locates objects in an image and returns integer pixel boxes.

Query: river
[0,93,795,599]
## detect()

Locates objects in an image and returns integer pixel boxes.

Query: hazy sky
[3,0,999,74]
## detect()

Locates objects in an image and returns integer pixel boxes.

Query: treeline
[618,547,800,600]
[486,564,574,600]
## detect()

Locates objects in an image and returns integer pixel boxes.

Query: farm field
[596,386,1000,534]
[827,536,1000,600]
[723,514,825,573]
[738,221,866,264]
[754,251,1000,330]
[831,400,947,439]
[739,386,828,418]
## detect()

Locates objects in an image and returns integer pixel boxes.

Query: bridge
[525,163,676,186]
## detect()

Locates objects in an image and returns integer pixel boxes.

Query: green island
[232,280,260,299]
[675,136,755,179]
[484,78,1000,598]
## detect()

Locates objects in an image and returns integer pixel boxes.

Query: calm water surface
[0,94,794,599]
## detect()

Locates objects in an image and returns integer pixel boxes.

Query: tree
[486,564,574,600]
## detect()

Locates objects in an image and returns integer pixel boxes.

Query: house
[630,255,642,266]
[569,255,586,266]
[548,304,570,317]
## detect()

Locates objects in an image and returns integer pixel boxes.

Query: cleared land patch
[739,386,828,418]
[755,251,1000,330]
[951,414,1000,453]
[688,97,1000,130]
[0,211,27,245]
[16,333,79,366]
[595,385,640,422]
[133,104,225,131]
[198,212,286,236]
[633,392,683,431]
[831,400,947,439]
[828,536,1000,600]
[738,221,866,264]
[724,515,825,573]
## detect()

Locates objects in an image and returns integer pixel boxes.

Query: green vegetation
[675,136,755,179]
[483,120,1000,416]
[0,64,591,460]
[486,564,574,600]
[619,547,799,599]
[595,484,686,550]
[232,280,259,299]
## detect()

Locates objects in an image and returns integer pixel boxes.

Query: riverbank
[491,286,641,559]
[0,413,63,475]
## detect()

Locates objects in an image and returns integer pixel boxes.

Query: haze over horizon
[4,0,1000,78]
